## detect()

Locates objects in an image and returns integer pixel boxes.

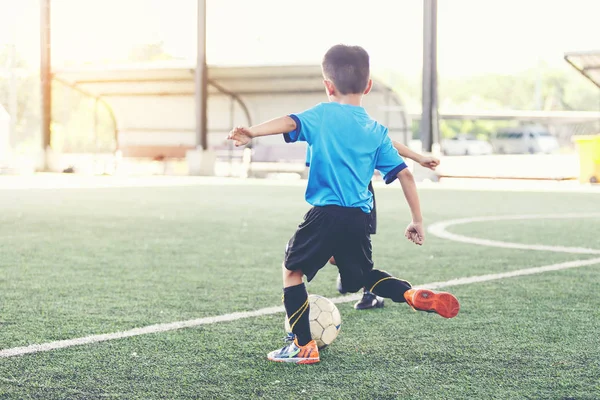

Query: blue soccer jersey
[284,102,406,213]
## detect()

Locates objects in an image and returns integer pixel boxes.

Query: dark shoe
[354,291,384,310]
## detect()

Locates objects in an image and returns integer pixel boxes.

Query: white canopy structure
[54,63,411,171]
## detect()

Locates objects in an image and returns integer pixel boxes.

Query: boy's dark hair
[322,44,370,95]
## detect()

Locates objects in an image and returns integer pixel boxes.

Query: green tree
[380,67,600,141]
[0,46,40,153]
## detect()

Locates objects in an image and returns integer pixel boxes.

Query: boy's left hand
[405,221,425,245]
[418,156,440,170]
[227,126,253,147]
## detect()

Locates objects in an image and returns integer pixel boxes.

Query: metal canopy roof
[52,63,394,97]
[564,50,600,89]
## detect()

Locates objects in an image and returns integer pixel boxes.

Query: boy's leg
[366,269,460,319]
[333,181,383,310]
[365,269,411,303]
[332,210,374,295]
[267,265,320,364]
[335,273,384,309]
[352,195,385,309]
[281,266,310,346]
[336,183,384,309]
[267,207,336,364]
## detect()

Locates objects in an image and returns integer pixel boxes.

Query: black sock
[283,283,311,346]
[365,269,412,303]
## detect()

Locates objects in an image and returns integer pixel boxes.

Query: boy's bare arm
[392,140,439,170]
[397,168,425,245]
[227,116,297,147]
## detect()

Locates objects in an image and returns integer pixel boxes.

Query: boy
[227,44,459,364]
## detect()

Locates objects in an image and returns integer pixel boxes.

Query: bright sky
[1,0,599,77]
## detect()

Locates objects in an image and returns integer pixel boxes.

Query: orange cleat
[404,288,460,319]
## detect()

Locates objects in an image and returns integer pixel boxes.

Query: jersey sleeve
[283,103,323,144]
[375,132,407,184]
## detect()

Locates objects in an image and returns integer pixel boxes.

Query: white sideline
[2,214,599,358]
[0,306,282,358]
[415,258,600,290]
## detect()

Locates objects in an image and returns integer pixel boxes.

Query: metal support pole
[228,96,234,174]
[195,0,208,150]
[420,0,439,153]
[40,0,52,169]
[8,44,17,144]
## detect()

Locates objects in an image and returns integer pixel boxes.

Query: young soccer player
[227,44,459,364]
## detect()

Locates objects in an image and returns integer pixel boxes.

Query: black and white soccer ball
[284,294,342,349]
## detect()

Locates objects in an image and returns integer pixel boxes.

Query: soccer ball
[284,294,341,349]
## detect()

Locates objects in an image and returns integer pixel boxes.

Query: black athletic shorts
[284,205,373,293]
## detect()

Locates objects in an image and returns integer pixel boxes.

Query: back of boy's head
[322,45,370,95]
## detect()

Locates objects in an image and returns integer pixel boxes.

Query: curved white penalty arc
[428,213,600,255]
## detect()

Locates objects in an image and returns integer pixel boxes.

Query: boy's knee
[282,265,301,276]
[282,263,304,286]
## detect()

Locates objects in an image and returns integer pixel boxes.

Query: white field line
[2,214,599,358]
[0,306,282,358]
[415,258,600,290]
[428,213,600,255]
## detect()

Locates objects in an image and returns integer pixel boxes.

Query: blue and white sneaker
[267,334,320,364]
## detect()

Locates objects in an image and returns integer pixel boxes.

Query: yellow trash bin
[572,135,600,184]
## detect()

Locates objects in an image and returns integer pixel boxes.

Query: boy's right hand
[227,126,253,147]
[418,155,440,170]
[405,221,425,245]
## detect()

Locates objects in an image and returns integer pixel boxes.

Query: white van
[491,126,559,154]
